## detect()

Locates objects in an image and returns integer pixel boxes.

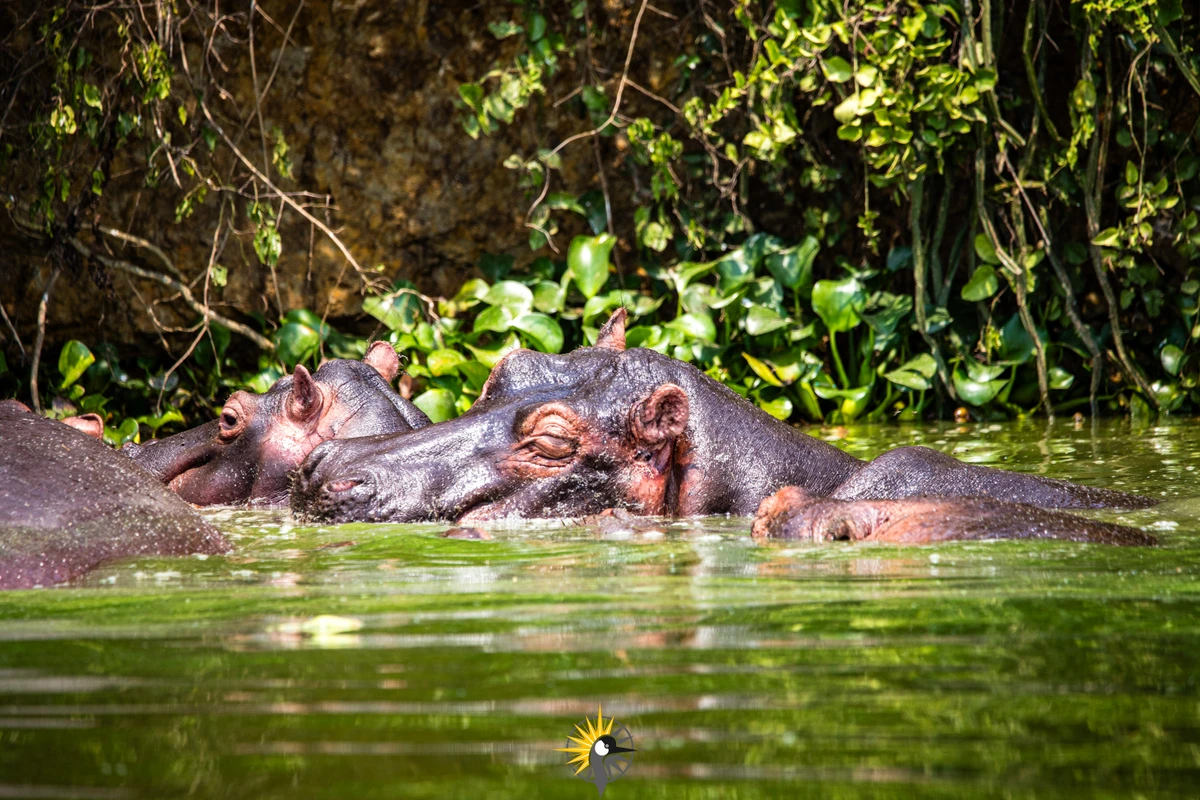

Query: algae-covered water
[1,419,1199,799]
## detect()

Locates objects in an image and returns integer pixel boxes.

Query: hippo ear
[631,383,689,445]
[363,341,400,382]
[594,308,627,351]
[288,365,322,422]
[62,413,105,440]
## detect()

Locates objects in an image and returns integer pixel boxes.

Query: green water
[2,419,1199,799]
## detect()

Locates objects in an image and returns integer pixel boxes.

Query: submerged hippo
[0,403,228,588]
[124,342,430,506]
[752,486,1156,546]
[291,310,1151,524]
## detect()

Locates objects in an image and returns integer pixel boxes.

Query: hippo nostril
[326,479,362,493]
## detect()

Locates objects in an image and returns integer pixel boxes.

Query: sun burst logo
[555,705,636,796]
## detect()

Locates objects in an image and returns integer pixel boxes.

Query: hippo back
[0,405,228,588]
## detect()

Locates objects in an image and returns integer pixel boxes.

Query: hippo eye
[219,409,241,437]
[533,434,576,460]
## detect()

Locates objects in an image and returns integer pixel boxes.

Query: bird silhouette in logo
[555,705,635,796]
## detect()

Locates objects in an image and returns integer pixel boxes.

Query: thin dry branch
[68,235,274,351]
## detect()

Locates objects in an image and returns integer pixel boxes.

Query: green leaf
[253,222,281,267]
[1125,161,1139,186]
[715,249,754,291]
[363,285,423,332]
[743,353,783,387]
[745,305,790,336]
[545,191,584,214]
[473,305,514,334]
[103,418,140,448]
[413,388,458,423]
[665,313,717,344]
[833,93,860,123]
[274,322,320,367]
[811,277,866,332]
[532,280,566,314]
[757,395,793,421]
[135,408,184,432]
[567,234,616,299]
[427,348,467,377]
[764,235,819,290]
[465,332,521,368]
[973,233,1001,265]
[883,368,932,391]
[961,264,999,301]
[57,340,95,389]
[458,83,484,111]
[822,57,853,83]
[1161,344,1184,376]
[488,20,523,39]
[953,368,1006,406]
[967,361,1006,382]
[82,84,102,110]
[997,314,1045,365]
[1091,228,1121,248]
[482,280,534,315]
[510,312,564,353]
[1049,366,1075,390]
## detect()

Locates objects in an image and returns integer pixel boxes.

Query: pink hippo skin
[752,486,1156,546]
[123,342,429,507]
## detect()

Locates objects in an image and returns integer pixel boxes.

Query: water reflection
[0,419,1198,796]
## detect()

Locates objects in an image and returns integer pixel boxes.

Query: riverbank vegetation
[1,0,1198,442]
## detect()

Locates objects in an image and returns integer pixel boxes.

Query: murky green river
[1,419,1199,798]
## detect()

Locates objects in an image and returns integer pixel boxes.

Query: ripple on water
[0,418,1199,797]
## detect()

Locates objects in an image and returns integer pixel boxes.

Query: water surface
[1,419,1198,798]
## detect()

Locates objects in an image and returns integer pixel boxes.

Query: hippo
[290,310,1152,524]
[752,486,1156,546]
[0,399,105,439]
[124,342,430,506]
[0,403,228,588]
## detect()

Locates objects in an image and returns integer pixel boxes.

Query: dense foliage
[3,0,1200,440]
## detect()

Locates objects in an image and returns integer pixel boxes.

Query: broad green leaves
[58,340,95,389]
[812,277,866,332]
[567,234,615,299]
[961,265,999,301]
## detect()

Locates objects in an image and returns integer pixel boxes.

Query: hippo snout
[289,441,378,522]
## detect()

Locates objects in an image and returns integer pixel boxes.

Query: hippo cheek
[170,462,255,507]
[248,436,324,506]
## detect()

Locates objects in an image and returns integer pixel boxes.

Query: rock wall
[0,0,606,351]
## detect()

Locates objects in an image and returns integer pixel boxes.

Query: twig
[98,225,184,280]
[542,0,651,161]
[1022,0,1062,143]
[1152,21,1200,99]
[29,267,60,414]
[0,300,25,359]
[909,172,955,399]
[67,235,274,351]
[198,99,379,290]
[1082,32,1157,407]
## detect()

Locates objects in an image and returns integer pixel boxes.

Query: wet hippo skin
[0,404,228,588]
[753,486,1156,546]
[291,310,1152,524]
[124,342,430,507]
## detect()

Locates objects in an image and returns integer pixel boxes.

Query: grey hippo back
[0,403,228,588]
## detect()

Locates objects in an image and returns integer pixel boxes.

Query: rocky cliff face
[0,0,604,349]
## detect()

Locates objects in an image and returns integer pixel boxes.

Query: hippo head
[125,342,430,507]
[291,311,698,523]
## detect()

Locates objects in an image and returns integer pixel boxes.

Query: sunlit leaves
[58,340,95,389]
[567,234,615,299]
[812,277,866,332]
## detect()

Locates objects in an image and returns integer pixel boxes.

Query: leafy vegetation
[3,0,1200,437]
